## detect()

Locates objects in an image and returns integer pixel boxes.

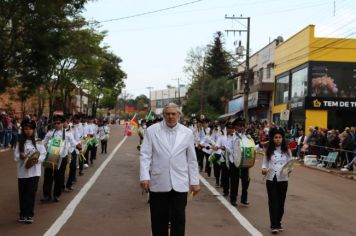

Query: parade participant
[99,120,110,154]
[229,118,250,207]
[262,127,291,234]
[199,119,213,177]
[217,122,235,196]
[65,116,81,191]
[84,117,98,165]
[192,119,204,172]
[15,119,46,224]
[137,120,146,151]
[78,116,88,174]
[211,121,227,188]
[140,103,200,236]
[41,115,80,202]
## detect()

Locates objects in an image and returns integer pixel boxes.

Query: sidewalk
[302,162,356,181]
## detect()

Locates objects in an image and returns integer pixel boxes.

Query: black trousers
[220,159,230,195]
[149,190,188,236]
[203,152,211,176]
[43,157,68,198]
[195,147,204,172]
[266,176,288,229]
[85,145,97,164]
[66,151,77,188]
[213,154,222,185]
[101,140,108,153]
[18,177,39,217]
[229,163,250,203]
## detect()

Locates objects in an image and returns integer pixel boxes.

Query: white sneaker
[84,164,89,169]
[340,168,349,171]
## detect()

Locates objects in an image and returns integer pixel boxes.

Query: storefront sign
[280,109,290,121]
[228,97,244,113]
[305,97,356,110]
[248,92,259,108]
[290,101,304,109]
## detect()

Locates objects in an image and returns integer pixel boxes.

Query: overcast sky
[83,0,356,97]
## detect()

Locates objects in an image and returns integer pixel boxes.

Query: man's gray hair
[163,103,182,115]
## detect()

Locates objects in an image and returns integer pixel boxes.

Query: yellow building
[272,25,356,134]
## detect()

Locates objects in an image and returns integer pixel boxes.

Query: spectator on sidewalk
[11,116,20,150]
[3,112,13,148]
[0,112,4,147]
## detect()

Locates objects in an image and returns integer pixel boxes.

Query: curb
[302,164,356,181]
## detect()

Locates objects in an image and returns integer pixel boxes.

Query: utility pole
[200,57,206,117]
[172,78,181,105]
[225,15,250,125]
[146,86,154,110]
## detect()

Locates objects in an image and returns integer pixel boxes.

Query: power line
[98,0,204,23]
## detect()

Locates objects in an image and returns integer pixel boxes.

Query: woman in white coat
[140,103,200,236]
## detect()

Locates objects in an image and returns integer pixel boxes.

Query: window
[291,67,308,102]
[274,75,289,105]
[310,63,356,98]
[267,65,272,79]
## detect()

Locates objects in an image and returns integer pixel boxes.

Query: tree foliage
[183,32,233,120]
[0,1,126,117]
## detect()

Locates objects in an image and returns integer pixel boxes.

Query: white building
[150,85,188,115]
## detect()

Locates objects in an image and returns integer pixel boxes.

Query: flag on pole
[146,111,154,121]
[130,114,138,128]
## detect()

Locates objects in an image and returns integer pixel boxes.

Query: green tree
[205,31,232,79]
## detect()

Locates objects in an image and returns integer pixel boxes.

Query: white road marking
[44,136,128,236]
[199,175,263,236]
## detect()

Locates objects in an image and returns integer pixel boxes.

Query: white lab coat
[140,121,199,192]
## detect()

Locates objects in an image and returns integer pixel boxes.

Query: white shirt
[14,140,47,178]
[43,128,79,158]
[223,134,235,163]
[77,123,85,139]
[262,147,290,182]
[163,122,178,150]
[99,125,110,139]
[215,133,227,155]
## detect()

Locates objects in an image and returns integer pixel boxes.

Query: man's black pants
[43,157,68,198]
[195,147,204,172]
[220,159,230,195]
[149,190,187,236]
[66,151,77,188]
[229,163,250,204]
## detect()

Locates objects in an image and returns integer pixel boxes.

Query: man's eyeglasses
[55,122,61,125]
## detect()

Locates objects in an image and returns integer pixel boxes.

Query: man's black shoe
[40,197,51,202]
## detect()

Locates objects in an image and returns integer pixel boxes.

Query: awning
[218,111,240,120]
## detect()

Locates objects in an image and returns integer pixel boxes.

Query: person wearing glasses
[41,115,80,202]
[140,103,200,236]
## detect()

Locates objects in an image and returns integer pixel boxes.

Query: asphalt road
[1,125,355,236]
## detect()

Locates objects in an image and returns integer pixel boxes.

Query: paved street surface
[1,125,356,236]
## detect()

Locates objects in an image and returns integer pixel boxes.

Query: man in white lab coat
[140,103,200,236]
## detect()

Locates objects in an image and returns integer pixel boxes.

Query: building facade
[229,39,278,122]
[272,25,356,133]
[150,86,188,115]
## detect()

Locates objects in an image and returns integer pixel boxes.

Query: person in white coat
[140,103,200,236]
[15,119,46,224]
[262,127,291,234]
